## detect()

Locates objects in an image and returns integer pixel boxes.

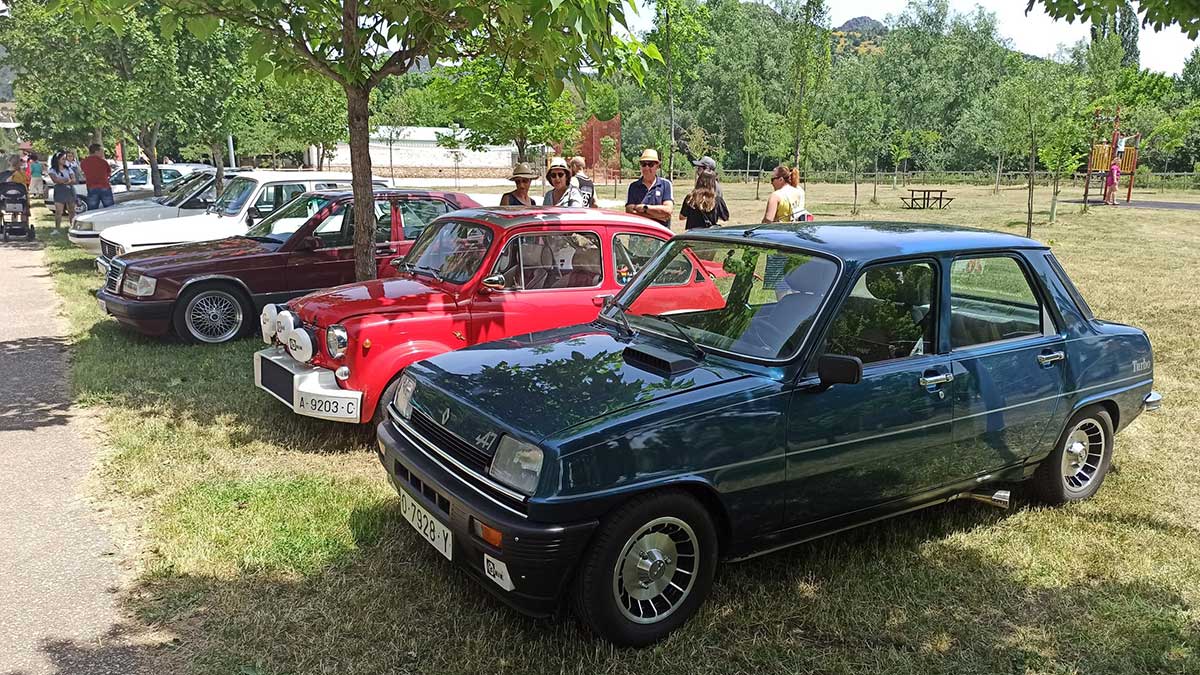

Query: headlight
[284,325,315,362]
[325,324,348,359]
[260,304,280,344]
[121,271,157,297]
[74,220,93,231]
[275,310,298,337]
[118,245,127,255]
[489,435,543,496]
[392,374,417,419]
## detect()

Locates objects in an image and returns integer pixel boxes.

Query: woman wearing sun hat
[543,156,585,207]
[500,162,538,206]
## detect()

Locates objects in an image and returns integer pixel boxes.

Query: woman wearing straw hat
[500,162,539,206]
[543,156,585,207]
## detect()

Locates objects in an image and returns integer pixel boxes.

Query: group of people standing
[0,144,117,229]
[499,148,806,232]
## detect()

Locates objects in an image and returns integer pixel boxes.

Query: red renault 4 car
[254,207,675,425]
[96,189,477,343]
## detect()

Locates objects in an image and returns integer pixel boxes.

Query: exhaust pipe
[960,489,1011,509]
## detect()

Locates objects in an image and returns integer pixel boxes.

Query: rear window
[1044,253,1094,320]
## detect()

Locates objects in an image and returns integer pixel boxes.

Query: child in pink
[1104,161,1120,205]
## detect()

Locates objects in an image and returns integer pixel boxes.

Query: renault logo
[441,408,451,426]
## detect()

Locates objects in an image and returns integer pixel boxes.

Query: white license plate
[3,203,23,213]
[295,393,358,420]
[97,298,107,314]
[399,487,452,560]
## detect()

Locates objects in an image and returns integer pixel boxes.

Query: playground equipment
[1082,107,1141,205]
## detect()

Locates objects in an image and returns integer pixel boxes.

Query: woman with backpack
[678,169,727,230]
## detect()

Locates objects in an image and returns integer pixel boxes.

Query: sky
[630,0,1198,76]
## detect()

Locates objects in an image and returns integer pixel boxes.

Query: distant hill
[833,16,887,56]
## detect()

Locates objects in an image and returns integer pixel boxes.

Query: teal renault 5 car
[375,222,1160,646]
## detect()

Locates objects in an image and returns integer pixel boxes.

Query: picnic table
[901,188,954,210]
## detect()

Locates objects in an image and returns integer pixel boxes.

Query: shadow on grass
[98,497,1198,675]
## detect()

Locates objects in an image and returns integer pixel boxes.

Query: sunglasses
[640,161,658,167]
[548,171,568,179]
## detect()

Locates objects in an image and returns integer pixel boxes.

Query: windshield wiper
[648,313,706,359]
[244,235,279,243]
[413,264,443,281]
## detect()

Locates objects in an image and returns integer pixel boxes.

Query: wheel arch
[178,274,254,301]
[607,479,733,559]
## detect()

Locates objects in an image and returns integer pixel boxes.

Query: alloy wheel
[1060,418,1107,492]
[184,290,243,343]
[611,516,700,625]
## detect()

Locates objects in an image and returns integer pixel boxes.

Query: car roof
[446,206,674,231]
[681,222,1047,262]
[222,170,387,182]
[309,188,470,200]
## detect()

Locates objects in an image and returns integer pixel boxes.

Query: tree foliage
[1027,0,1200,40]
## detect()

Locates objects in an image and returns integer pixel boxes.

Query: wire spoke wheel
[184,290,243,343]
[1060,418,1107,492]
[611,516,699,625]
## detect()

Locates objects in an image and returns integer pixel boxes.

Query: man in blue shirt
[625,148,673,228]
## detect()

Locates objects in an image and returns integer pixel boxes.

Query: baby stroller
[0,181,34,242]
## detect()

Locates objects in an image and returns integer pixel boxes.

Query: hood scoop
[622,344,699,377]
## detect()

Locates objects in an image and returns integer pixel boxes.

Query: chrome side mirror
[480,274,506,291]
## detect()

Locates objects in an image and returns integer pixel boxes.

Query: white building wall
[328,126,519,169]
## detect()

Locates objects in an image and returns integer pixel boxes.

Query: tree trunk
[93,127,104,147]
[210,142,225,199]
[141,123,162,197]
[1026,130,1035,238]
[516,139,527,164]
[1049,175,1060,223]
[892,164,897,189]
[872,155,879,204]
[118,135,131,189]
[347,85,377,282]
[755,156,764,200]
[852,166,859,216]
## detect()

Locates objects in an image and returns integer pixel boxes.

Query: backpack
[576,175,596,208]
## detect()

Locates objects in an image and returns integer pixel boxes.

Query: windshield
[608,239,839,360]
[244,194,332,242]
[211,176,257,217]
[160,172,211,206]
[402,220,494,284]
[111,168,149,186]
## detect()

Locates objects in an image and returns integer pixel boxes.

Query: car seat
[557,247,601,287]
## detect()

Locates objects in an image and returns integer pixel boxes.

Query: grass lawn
[39,181,1199,674]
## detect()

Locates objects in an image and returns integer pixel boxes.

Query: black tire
[172,283,253,345]
[571,490,718,647]
[1031,405,1114,505]
[372,372,405,428]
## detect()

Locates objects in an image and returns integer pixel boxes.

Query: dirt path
[0,240,151,675]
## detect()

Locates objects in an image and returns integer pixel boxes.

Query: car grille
[410,408,494,475]
[100,239,119,259]
[392,459,451,515]
[105,260,126,294]
[259,357,294,405]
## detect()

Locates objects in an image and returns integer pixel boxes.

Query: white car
[96,170,391,272]
[45,163,210,213]
[69,170,239,253]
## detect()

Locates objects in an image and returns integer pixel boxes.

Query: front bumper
[254,346,365,423]
[96,288,173,335]
[376,414,597,617]
[68,229,101,253]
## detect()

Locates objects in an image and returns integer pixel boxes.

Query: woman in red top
[1103,160,1120,205]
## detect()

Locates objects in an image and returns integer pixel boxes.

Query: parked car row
[85,195,1161,646]
[45,162,210,214]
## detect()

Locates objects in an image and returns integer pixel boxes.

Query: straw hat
[638,149,660,164]
[546,156,570,179]
[508,162,538,181]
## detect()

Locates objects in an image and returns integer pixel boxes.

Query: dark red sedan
[95,189,479,343]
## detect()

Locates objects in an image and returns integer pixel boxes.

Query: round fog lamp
[335,366,351,381]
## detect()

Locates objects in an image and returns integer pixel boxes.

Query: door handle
[1037,350,1065,366]
[918,372,954,387]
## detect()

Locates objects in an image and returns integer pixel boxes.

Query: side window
[373,200,395,243]
[312,204,352,248]
[162,169,182,182]
[613,233,673,286]
[256,183,305,214]
[824,260,937,365]
[950,256,1044,349]
[400,199,452,240]
[491,232,603,290]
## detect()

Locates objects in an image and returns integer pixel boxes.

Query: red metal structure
[578,115,622,182]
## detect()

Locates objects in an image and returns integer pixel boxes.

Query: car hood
[120,236,281,274]
[407,325,751,443]
[75,202,174,227]
[102,212,242,247]
[288,276,459,326]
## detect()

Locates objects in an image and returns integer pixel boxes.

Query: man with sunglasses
[625,148,673,228]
